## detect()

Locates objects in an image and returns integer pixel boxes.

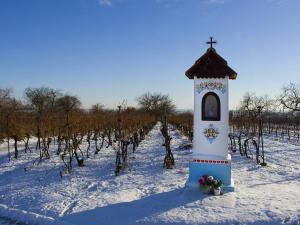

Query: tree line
[230,82,300,139]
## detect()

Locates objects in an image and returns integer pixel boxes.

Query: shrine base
[188,158,234,192]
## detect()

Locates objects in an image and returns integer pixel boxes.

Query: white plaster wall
[193,77,229,159]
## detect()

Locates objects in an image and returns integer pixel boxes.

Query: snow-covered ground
[0,123,299,225]
[0,217,25,225]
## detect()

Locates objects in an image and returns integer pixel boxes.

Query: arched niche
[202,92,221,121]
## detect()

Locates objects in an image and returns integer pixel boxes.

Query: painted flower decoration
[196,82,226,94]
[203,124,219,144]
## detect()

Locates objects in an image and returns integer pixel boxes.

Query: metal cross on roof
[206,36,217,48]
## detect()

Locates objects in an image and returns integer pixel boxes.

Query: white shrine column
[193,77,229,160]
[185,40,237,191]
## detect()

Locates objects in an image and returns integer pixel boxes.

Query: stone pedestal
[188,154,234,191]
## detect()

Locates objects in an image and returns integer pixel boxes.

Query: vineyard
[0,88,167,177]
[0,114,299,225]
[1,0,300,224]
[171,110,300,166]
[171,85,300,168]
[0,85,300,225]
[1,83,299,172]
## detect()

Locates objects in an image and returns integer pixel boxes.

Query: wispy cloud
[155,0,182,8]
[205,0,225,4]
[97,0,226,7]
[266,0,290,5]
[97,0,113,6]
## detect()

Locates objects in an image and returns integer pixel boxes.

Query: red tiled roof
[185,47,237,80]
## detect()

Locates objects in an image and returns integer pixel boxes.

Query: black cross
[206,36,217,48]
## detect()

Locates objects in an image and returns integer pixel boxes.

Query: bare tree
[0,89,31,160]
[91,103,104,113]
[0,88,13,142]
[0,88,13,103]
[279,82,300,112]
[25,87,60,153]
[7,99,25,159]
[161,113,174,169]
[239,92,274,117]
[56,95,81,121]
[56,95,83,169]
[137,92,175,119]
[0,89,16,160]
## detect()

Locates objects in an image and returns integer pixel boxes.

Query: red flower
[198,175,208,185]
[198,177,205,185]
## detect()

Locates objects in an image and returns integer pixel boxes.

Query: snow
[0,217,25,225]
[0,122,300,225]
[0,204,71,225]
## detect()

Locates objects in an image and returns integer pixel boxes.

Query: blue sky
[0,0,299,110]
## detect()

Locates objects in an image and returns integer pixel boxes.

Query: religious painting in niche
[202,92,220,121]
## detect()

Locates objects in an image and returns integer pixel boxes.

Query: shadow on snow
[62,187,201,225]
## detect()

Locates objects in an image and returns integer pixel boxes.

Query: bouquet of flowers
[198,175,213,194]
[213,179,223,189]
[212,179,223,195]
[198,175,223,195]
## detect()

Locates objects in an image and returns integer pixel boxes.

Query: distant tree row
[231,82,300,137]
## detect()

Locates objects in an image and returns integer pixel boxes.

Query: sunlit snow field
[0,123,299,225]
